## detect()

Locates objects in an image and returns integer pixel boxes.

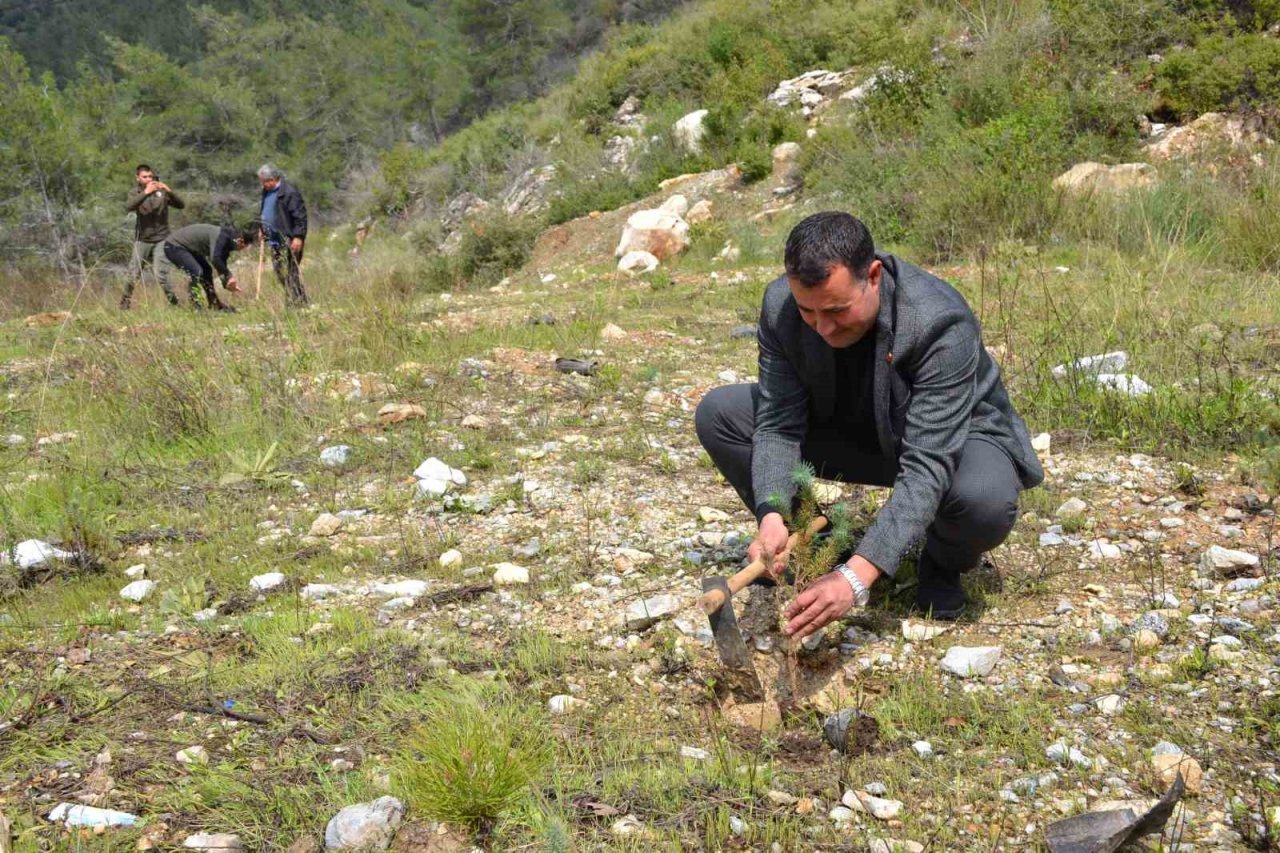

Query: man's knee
[940,473,1019,545]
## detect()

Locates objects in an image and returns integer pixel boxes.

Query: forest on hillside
[0,0,685,273]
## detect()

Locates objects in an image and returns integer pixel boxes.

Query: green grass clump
[396,682,552,833]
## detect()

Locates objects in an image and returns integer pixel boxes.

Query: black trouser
[163,242,224,308]
[271,242,308,306]
[694,383,1021,578]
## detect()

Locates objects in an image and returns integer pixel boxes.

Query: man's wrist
[834,556,881,606]
[834,564,870,606]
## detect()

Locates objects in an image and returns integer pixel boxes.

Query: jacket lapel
[872,253,898,460]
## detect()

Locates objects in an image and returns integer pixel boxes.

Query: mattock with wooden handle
[698,515,829,615]
[697,515,828,697]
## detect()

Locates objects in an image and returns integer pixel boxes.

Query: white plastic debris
[548,695,586,715]
[176,745,209,765]
[47,803,139,828]
[183,833,246,851]
[1051,351,1128,378]
[1095,373,1152,396]
[371,580,429,598]
[13,539,73,570]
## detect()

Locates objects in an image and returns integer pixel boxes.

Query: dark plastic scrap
[554,357,599,376]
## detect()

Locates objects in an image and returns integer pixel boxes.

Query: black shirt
[826,330,878,451]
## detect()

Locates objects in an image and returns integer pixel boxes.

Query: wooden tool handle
[698,515,829,614]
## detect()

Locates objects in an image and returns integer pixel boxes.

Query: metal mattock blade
[701,575,763,698]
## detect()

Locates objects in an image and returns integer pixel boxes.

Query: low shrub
[396,682,551,832]
[1155,33,1280,118]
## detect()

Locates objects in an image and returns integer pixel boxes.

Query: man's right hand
[748,512,791,579]
[144,181,162,195]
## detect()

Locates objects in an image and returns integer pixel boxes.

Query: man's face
[788,261,882,349]
[259,176,280,191]
[136,169,155,186]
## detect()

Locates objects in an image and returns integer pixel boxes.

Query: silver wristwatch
[835,563,871,606]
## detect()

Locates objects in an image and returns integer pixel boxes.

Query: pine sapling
[771,463,855,711]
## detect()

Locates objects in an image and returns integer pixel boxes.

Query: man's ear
[865,258,883,289]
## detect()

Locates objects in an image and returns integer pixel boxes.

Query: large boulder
[839,66,913,105]
[441,192,490,229]
[674,109,709,154]
[615,206,691,260]
[605,135,640,172]
[767,69,855,110]
[772,142,802,181]
[1145,112,1272,162]
[501,165,557,216]
[613,94,645,127]
[1052,162,1156,194]
[686,199,714,225]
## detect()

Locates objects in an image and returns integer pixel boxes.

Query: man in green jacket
[163,223,257,312]
[122,164,184,309]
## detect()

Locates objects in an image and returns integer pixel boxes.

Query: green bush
[375,143,434,215]
[454,214,541,285]
[546,170,643,225]
[1156,33,1280,118]
[735,142,772,184]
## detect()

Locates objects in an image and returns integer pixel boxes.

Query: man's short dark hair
[135,164,153,174]
[784,212,876,286]
[236,224,260,245]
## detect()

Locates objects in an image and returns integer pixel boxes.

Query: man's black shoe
[915,550,966,620]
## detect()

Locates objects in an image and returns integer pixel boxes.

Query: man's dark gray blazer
[751,252,1044,575]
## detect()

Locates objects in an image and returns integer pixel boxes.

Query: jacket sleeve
[167,189,185,210]
[285,187,308,238]
[211,231,234,280]
[854,313,978,575]
[125,187,147,213]
[750,299,810,521]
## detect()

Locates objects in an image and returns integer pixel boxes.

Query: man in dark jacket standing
[695,212,1043,635]
[122,164,184,309]
[257,164,309,307]
[163,223,255,312]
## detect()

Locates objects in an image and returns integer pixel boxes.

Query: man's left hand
[289,237,303,254]
[225,276,240,292]
[783,571,855,639]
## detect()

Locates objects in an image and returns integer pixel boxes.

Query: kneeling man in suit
[696,211,1043,637]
